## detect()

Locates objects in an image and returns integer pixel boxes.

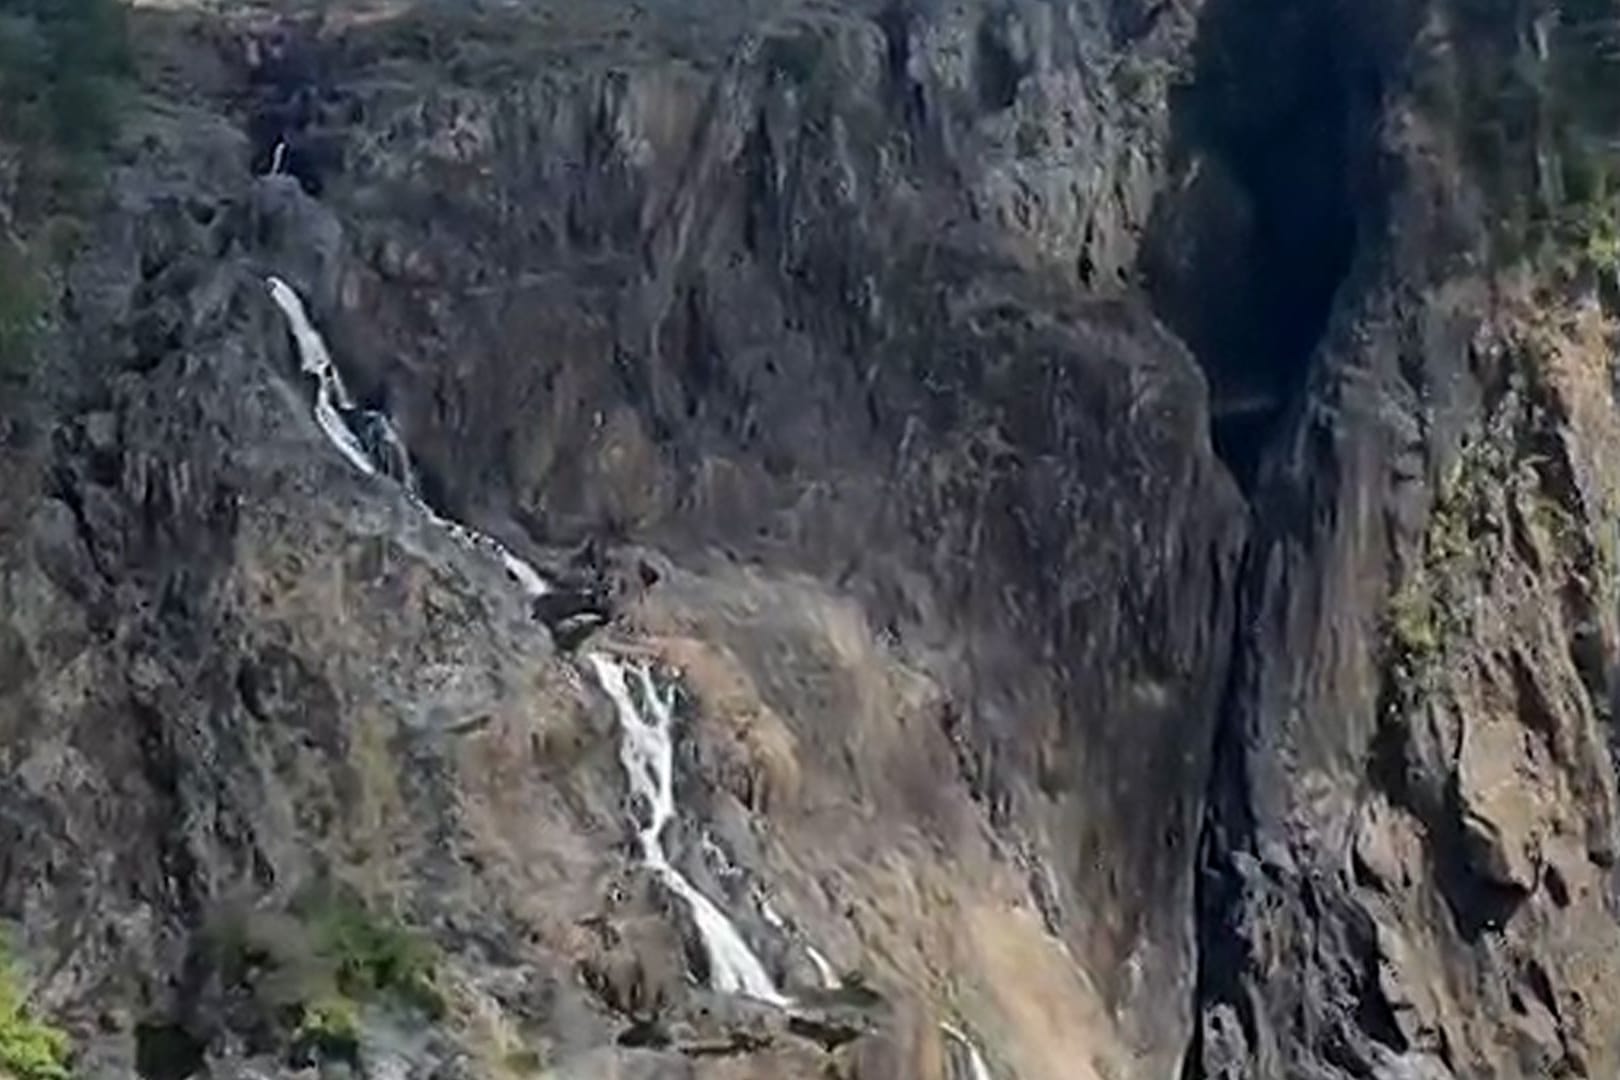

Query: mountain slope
[0,0,1616,1078]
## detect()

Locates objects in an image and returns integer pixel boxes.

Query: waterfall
[267,276,378,478]
[270,139,288,175]
[266,274,801,1008]
[264,276,550,600]
[940,1023,994,1080]
[804,943,839,990]
[761,897,840,990]
[587,653,789,1007]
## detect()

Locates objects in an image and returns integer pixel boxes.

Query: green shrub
[0,942,71,1080]
[1383,443,1495,691]
[208,890,444,1066]
[1387,577,1440,662]
[1578,192,1620,276]
[298,894,444,1018]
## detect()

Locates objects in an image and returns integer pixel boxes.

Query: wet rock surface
[2,0,1618,1078]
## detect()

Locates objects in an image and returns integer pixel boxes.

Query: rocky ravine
[0,0,1616,1078]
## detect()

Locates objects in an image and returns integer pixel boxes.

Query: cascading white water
[588,652,789,1007]
[940,1022,994,1080]
[264,276,549,600]
[267,274,802,1007]
[804,942,839,990]
[761,897,840,990]
[267,276,378,478]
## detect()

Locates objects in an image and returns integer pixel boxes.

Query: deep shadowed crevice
[1178,560,1261,1080]
[241,23,348,193]
[974,15,1026,111]
[1173,1,1382,1073]
[135,1021,206,1080]
[1144,0,1360,491]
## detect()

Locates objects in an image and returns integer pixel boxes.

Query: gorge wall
[0,0,1616,1078]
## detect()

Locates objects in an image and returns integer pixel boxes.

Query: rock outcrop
[1185,0,1620,1076]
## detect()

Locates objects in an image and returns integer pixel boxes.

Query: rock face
[1183,0,1620,1077]
[0,0,1617,1078]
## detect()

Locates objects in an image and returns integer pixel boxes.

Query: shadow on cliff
[1142,0,1362,491]
[1158,0,1386,1075]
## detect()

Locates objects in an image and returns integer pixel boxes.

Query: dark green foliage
[1382,437,1502,705]
[0,0,129,152]
[294,892,444,1018]
[206,889,444,1066]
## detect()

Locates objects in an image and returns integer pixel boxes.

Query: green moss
[0,942,71,1080]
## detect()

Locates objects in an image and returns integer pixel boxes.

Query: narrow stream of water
[588,653,790,1006]
[265,275,549,601]
[267,276,795,1009]
[941,1021,996,1080]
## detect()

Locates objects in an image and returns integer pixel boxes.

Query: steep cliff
[3,1,1243,1077]
[0,0,1616,1078]
[1187,0,1620,1074]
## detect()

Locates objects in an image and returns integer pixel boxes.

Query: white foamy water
[805,943,839,989]
[267,276,377,477]
[588,653,789,1007]
[411,501,550,600]
[760,898,786,930]
[940,1022,994,1080]
[268,275,801,1005]
[761,897,840,990]
[496,546,550,599]
[265,276,550,599]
